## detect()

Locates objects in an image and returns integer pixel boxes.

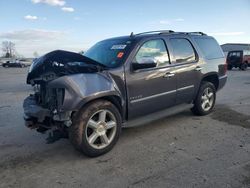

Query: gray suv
[23,30,227,157]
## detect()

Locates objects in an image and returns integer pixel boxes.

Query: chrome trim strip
[130,85,194,104]
[176,85,194,91]
[219,75,227,79]
[130,90,176,103]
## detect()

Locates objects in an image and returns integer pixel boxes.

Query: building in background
[221,43,250,56]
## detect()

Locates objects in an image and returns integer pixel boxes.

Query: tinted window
[134,39,169,67]
[170,38,196,63]
[84,38,133,68]
[228,51,241,57]
[194,37,224,59]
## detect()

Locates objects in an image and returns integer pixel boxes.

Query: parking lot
[0,67,249,188]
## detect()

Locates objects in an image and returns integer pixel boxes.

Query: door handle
[163,72,175,78]
[194,66,202,71]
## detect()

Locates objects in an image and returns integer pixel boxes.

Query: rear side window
[169,38,196,63]
[194,37,224,59]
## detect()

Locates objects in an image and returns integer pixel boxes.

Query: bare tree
[2,41,15,58]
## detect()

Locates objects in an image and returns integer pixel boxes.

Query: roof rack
[164,31,207,36]
[186,32,207,36]
[130,30,174,37]
[130,30,207,37]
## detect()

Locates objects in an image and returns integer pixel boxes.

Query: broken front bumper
[23,95,51,129]
[23,95,72,130]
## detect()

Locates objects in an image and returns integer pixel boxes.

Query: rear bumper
[227,61,240,67]
[218,75,227,91]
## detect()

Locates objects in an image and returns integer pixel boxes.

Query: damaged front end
[23,87,69,132]
[23,50,106,137]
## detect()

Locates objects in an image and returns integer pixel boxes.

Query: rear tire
[227,64,232,70]
[191,81,216,116]
[240,63,247,71]
[69,100,122,157]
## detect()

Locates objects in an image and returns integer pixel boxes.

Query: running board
[123,103,193,128]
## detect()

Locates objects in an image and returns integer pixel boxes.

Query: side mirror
[132,58,157,70]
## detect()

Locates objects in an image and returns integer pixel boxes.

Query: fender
[201,71,219,80]
[47,72,124,112]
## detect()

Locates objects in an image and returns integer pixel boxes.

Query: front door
[125,38,177,119]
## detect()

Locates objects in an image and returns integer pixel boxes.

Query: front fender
[48,73,123,111]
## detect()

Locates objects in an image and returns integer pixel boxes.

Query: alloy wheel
[85,109,117,149]
[201,88,214,111]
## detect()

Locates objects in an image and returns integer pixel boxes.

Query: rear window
[194,37,224,60]
[228,52,241,57]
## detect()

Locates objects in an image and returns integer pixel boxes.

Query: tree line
[2,41,15,58]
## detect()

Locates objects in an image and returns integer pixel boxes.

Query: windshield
[84,38,133,68]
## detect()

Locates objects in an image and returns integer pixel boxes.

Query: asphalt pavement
[0,67,249,188]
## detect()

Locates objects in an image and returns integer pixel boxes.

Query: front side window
[170,38,196,63]
[134,39,169,67]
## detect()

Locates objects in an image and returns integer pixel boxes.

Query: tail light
[218,60,227,75]
[224,60,228,74]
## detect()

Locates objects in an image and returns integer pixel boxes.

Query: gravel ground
[0,67,249,188]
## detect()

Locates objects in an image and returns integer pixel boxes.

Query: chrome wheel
[201,88,214,111]
[85,110,117,149]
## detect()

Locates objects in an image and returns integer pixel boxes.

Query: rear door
[167,37,202,104]
[125,38,177,119]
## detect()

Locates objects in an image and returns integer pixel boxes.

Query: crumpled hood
[27,50,104,84]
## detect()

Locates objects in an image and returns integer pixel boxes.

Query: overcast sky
[0,0,250,57]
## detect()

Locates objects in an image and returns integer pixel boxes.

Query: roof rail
[130,30,207,37]
[131,30,174,37]
[187,32,207,36]
[169,31,207,36]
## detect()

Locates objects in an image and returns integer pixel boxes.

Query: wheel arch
[77,94,125,121]
[201,73,219,90]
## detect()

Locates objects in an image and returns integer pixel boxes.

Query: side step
[123,103,193,128]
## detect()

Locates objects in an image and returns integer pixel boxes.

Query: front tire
[191,81,216,116]
[69,100,122,157]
